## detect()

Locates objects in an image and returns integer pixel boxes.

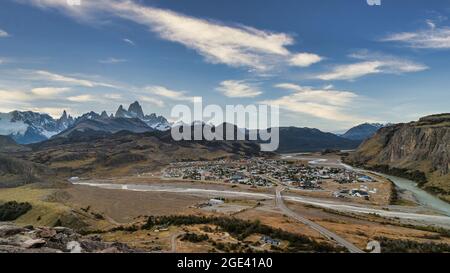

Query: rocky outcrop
[347,114,450,200]
[0,223,139,253]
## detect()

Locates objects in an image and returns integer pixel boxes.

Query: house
[68,177,80,183]
[350,189,369,198]
[261,236,281,246]
[208,198,225,205]
[357,175,374,183]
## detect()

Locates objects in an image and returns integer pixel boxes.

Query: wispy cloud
[99,57,127,64]
[381,21,450,49]
[123,38,135,46]
[0,89,32,102]
[262,83,363,122]
[31,87,71,96]
[29,107,70,117]
[216,80,262,98]
[0,29,9,38]
[26,70,120,88]
[23,0,321,72]
[145,85,195,102]
[67,94,96,102]
[139,96,165,107]
[315,51,427,81]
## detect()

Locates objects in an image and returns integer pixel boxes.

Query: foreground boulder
[0,223,139,253]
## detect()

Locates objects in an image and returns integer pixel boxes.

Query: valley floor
[1,154,450,253]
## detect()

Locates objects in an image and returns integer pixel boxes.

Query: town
[163,158,379,199]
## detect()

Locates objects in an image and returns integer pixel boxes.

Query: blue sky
[0,0,449,132]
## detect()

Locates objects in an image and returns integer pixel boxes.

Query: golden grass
[0,185,114,230]
[0,186,68,226]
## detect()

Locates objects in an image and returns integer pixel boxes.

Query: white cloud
[145,85,195,102]
[274,83,305,92]
[381,23,450,49]
[316,61,382,81]
[217,80,262,98]
[28,70,120,88]
[103,93,123,100]
[31,87,71,96]
[262,83,362,122]
[323,84,334,90]
[123,38,135,46]
[0,89,32,102]
[289,53,323,67]
[29,107,68,118]
[67,94,96,102]
[24,0,320,72]
[99,57,127,64]
[315,51,427,81]
[0,29,9,38]
[139,96,165,107]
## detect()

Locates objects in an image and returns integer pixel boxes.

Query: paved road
[275,186,364,253]
[74,181,450,227]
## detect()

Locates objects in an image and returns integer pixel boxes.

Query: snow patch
[0,113,29,135]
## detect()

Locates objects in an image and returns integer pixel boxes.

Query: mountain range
[0,110,74,144]
[0,101,386,152]
[0,102,170,144]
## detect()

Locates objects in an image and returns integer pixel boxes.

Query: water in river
[381,174,450,217]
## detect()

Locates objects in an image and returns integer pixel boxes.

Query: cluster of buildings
[259,161,376,190]
[163,159,378,194]
[333,185,378,200]
[163,160,275,188]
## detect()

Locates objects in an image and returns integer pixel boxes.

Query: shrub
[180,233,209,243]
[376,236,450,253]
[142,215,342,253]
[0,201,32,221]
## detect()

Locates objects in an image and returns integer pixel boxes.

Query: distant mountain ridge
[275,127,361,153]
[0,102,386,153]
[0,101,171,144]
[0,110,74,144]
[341,123,385,141]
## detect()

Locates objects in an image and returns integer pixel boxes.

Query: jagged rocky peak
[128,101,145,119]
[115,105,128,118]
[60,110,68,121]
[77,111,101,121]
[58,110,74,123]
[100,111,109,119]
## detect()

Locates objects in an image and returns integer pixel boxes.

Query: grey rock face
[348,114,450,193]
[0,223,139,253]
